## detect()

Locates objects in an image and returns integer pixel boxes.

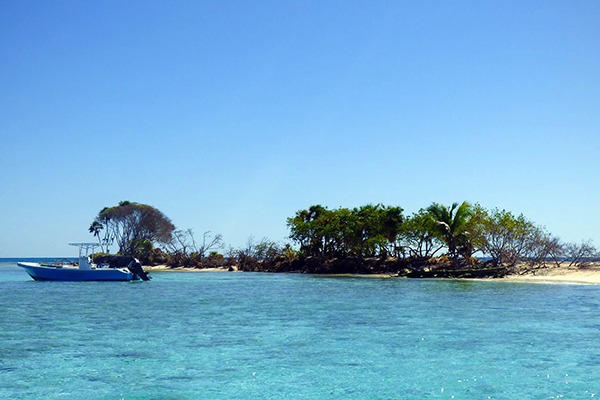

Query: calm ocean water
[1,259,600,399]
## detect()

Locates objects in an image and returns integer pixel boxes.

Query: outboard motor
[127,258,151,281]
[100,255,151,281]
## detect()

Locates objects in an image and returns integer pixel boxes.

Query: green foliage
[234,236,296,271]
[474,207,538,266]
[84,198,596,273]
[254,239,282,262]
[470,205,570,268]
[287,204,404,258]
[88,221,105,251]
[92,201,175,255]
[398,209,444,258]
[132,239,154,264]
[426,201,474,259]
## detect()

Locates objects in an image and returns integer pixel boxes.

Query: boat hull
[17,262,135,281]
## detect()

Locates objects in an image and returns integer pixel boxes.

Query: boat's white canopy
[68,243,100,258]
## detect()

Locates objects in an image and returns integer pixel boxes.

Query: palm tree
[88,221,104,252]
[426,201,473,259]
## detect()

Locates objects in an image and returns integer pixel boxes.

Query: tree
[399,210,444,258]
[473,205,597,269]
[254,238,283,262]
[564,240,598,268]
[88,221,105,252]
[476,206,560,267]
[287,204,333,257]
[351,204,404,258]
[519,227,562,267]
[165,229,224,268]
[426,201,473,259]
[92,201,175,255]
[287,204,404,258]
[378,205,405,257]
[196,231,224,260]
[132,239,154,265]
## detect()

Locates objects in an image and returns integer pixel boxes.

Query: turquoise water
[1,259,600,399]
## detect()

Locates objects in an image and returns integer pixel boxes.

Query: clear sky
[1,1,599,257]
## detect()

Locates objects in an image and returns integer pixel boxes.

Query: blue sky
[1,1,599,257]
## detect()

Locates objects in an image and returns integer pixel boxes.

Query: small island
[89,200,599,282]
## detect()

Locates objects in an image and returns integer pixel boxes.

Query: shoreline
[498,266,600,285]
[143,265,234,273]
[143,263,600,285]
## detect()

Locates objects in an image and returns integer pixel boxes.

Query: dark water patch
[577,353,600,367]
[155,375,196,381]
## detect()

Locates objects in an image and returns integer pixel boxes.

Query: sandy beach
[499,262,600,285]
[143,265,234,273]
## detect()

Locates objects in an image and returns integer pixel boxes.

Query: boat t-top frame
[69,243,100,269]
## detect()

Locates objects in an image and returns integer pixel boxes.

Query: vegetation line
[88,201,599,277]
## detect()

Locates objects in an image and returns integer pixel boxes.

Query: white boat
[18,243,151,281]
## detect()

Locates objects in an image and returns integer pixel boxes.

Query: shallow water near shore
[1,259,600,399]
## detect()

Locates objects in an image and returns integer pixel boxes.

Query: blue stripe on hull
[18,263,136,281]
[29,274,133,281]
